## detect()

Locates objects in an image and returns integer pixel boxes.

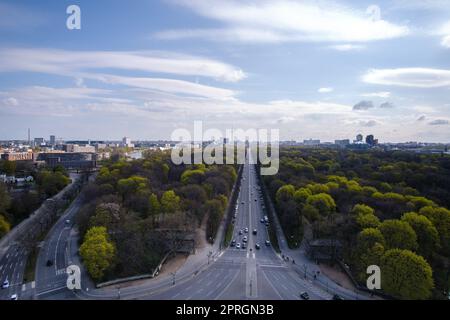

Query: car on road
[265,222,270,227]
[255,243,261,250]
[46,259,53,267]
[241,201,245,204]
[242,243,247,249]
[253,229,257,235]
[260,218,265,223]
[265,240,271,246]
[243,236,248,243]
[239,229,243,235]
[300,292,310,300]
[244,227,249,233]
[231,239,236,247]
[65,219,71,225]
[332,294,344,300]
[236,243,241,249]
[254,199,257,202]
[2,279,9,289]
[10,294,18,300]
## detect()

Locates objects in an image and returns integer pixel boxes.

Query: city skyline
[0,0,450,142]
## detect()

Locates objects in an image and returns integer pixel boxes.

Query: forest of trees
[0,161,71,237]
[263,147,450,300]
[77,150,237,282]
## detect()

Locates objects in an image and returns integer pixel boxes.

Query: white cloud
[361,92,391,98]
[318,87,334,93]
[85,73,236,99]
[441,35,450,48]
[328,44,366,51]
[429,119,449,125]
[160,0,409,43]
[2,97,19,106]
[363,68,450,88]
[0,48,246,83]
[358,119,379,127]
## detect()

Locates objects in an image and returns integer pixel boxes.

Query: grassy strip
[224,222,234,247]
[23,248,39,283]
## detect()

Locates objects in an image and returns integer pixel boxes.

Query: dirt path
[318,263,357,291]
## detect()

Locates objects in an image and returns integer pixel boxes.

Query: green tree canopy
[276,184,295,203]
[306,193,336,216]
[0,214,10,238]
[378,220,418,251]
[293,188,312,204]
[401,212,439,257]
[381,249,434,300]
[161,190,181,214]
[419,206,450,254]
[79,226,116,280]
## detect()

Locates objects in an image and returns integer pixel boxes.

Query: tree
[356,213,381,229]
[161,190,181,214]
[181,169,205,184]
[148,193,161,216]
[0,182,11,214]
[354,228,385,282]
[276,185,295,203]
[378,220,418,251]
[419,206,450,254]
[306,193,336,216]
[0,215,10,238]
[37,170,70,197]
[401,212,439,257]
[2,160,16,175]
[117,176,148,199]
[381,249,434,300]
[293,188,312,204]
[351,204,374,216]
[79,226,115,280]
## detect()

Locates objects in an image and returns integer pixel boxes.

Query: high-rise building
[356,134,363,142]
[335,139,350,146]
[122,137,134,148]
[50,135,56,146]
[366,135,375,146]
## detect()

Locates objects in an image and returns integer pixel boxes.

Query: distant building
[303,139,321,146]
[34,138,45,147]
[36,152,97,170]
[1,152,34,161]
[354,134,363,143]
[335,139,350,147]
[63,144,96,153]
[49,135,56,146]
[122,137,134,148]
[366,135,378,146]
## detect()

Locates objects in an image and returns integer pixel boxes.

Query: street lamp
[207,251,213,265]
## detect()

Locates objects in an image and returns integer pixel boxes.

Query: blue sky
[0,0,449,142]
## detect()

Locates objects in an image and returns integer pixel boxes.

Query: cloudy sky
[0,0,449,142]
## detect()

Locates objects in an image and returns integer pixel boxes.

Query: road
[0,173,81,300]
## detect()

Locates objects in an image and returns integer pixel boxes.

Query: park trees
[161,190,181,214]
[306,193,336,216]
[0,215,10,238]
[378,219,418,251]
[79,226,116,280]
[401,212,439,257]
[419,206,450,255]
[381,249,434,300]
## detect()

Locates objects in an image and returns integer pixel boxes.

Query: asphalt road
[0,244,28,300]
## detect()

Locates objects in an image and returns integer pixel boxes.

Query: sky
[0,0,449,142]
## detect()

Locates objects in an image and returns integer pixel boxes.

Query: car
[300,292,310,300]
[260,218,265,223]
[244,227,249,233]
[241,201,245,204]
[46,259,53,267]
[265,222,270,227]
[332,294,344,300]
[243,236,248,243]
[239,230,243,235]
[10,294,18,300]
[255,243,261,250]
[2,280,9,289]
[254,199,257,202]
[242,243,247,249]
[253,229,257,235]
[231,239,236,247]
[236,243,241,249]
[265,240,271,246]
[234,213,237,218]
[65,219,71,225]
